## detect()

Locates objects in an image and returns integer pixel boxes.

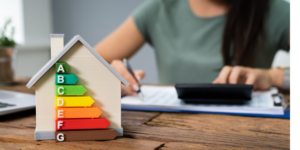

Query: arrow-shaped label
[55,96,94,108]
[55,74,79,85]
[56,62,71,74]
[56,118,110,130]
[56,107,102,119]
[55,129,118,142]
[56,85,87,96]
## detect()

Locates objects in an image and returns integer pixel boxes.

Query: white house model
[26,34,129,140]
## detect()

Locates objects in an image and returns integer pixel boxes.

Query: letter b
[58,75,64,83]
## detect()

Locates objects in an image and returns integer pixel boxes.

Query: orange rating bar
[56,107,102,119]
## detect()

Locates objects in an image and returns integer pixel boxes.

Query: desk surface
[0,83,290,150]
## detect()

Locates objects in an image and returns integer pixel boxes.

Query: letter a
[57,64,65,73]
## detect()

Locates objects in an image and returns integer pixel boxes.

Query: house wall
[35,66,56,132]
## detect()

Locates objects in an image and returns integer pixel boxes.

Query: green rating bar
[56,62,71,74]
[56,85,87,96]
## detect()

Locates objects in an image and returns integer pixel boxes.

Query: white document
[121,85,284,115]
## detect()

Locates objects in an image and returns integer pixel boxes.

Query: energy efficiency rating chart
[54,62,116,141]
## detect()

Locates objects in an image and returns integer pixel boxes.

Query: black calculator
[175,83,253,104]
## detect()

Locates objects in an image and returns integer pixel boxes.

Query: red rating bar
[56,118,110,131]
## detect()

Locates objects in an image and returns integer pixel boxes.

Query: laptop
[0,89,35,116]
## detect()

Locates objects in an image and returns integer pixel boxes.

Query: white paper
[121,85,284,115]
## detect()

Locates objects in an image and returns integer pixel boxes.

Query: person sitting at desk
[94,0,290,96]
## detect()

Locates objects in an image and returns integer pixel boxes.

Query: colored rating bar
[56,62,70,74]
[56,118,110,130]
[55,96,94,108]
[56,107,102,119]
[56,74,79,85]
[55,129,118,142]
[56,85,87,96]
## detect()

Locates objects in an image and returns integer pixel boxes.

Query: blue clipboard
[121,107,290,119]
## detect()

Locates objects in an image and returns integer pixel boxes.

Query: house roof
[26,35,129,88]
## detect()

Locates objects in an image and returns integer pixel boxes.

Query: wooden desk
[0,83,290,149]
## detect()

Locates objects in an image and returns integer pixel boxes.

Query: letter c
[58,87,64,95]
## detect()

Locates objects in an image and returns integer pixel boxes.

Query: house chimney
[50,34,64,59]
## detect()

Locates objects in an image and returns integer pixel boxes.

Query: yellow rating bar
[55,96,95,108]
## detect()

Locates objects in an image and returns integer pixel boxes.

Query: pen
[123,58,144,100]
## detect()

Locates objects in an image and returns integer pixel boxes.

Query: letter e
[58,110,64,118]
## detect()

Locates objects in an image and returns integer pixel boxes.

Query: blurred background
[0,0,290,84]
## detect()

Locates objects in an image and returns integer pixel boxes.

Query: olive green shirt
[132,0,290,84]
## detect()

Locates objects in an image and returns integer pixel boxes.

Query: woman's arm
[94,16,145,63]
[94,16,146,96]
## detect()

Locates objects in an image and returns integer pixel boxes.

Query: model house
[26,34,129,141]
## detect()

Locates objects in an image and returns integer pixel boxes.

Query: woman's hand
[213,66,284,90]
[110,59,145,96]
